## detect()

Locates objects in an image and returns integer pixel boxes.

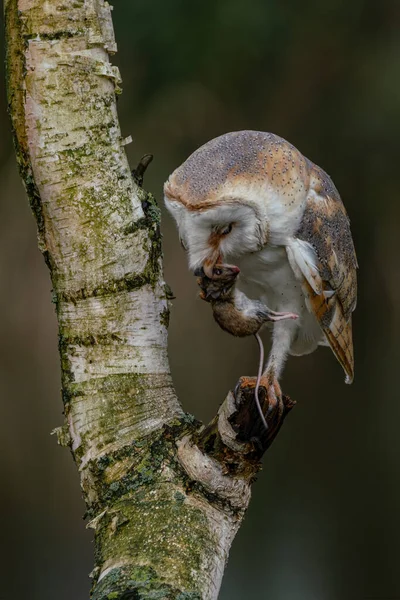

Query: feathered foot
[233,376,295,449]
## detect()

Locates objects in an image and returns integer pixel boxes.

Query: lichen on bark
[5,1,294,599]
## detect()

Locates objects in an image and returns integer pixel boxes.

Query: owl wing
[286,164,358,383]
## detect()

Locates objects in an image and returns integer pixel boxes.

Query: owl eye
[220,223,233,235]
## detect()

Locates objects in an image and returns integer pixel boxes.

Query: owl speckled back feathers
[165,131,357,385]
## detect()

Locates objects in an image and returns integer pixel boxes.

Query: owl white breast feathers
[164,131,357,391]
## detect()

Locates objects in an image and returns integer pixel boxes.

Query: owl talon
[234,379,243,399]
[264,377,282,415]
[266,391,278,416]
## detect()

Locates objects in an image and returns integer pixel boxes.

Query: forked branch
[4,1,293,598]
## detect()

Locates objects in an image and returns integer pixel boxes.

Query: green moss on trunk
[5,0,47,250]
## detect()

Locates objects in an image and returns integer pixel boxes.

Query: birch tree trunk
[5,1,294,598]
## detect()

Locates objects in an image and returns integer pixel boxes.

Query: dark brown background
[1,1,399,598]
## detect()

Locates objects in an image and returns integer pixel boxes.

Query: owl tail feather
[322,312,354,384]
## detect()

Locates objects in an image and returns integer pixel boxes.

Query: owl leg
[262,321,297,405]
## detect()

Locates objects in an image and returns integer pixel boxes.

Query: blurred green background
[1,0,399,598]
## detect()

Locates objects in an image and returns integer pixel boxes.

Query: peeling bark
[5,2,294,599]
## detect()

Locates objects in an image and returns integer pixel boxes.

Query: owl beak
[200,246,222,278]
[203,256,220,278]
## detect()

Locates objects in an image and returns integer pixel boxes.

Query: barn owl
[164,131,357,403]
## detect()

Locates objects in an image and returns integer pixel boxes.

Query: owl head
[163,132,277,276]
[164,131,308,276]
